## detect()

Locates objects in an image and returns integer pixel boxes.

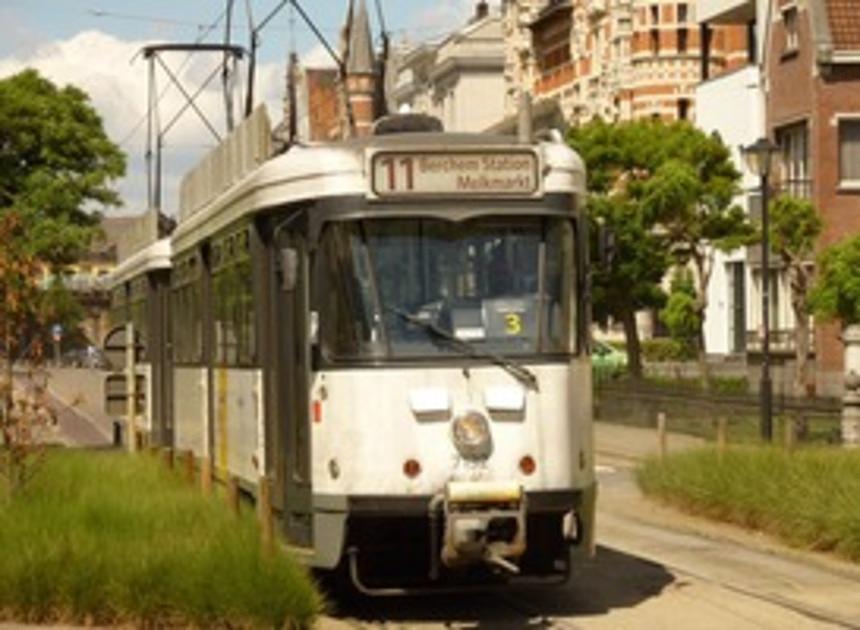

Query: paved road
[11,368,112,448]
[320,426,860,629]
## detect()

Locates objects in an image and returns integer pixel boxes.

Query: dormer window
[782,5,799,56]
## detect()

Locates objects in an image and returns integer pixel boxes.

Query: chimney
[475,1,489,21]
[343,0,377,138]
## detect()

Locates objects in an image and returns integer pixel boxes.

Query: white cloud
[0,30,285,217]
[301,43,338,69]
[407,0,498,41]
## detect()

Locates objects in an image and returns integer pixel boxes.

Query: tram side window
[212,231,256,366]
[109,286,127,328]
[171,255,204,364]
[130,276,150,361]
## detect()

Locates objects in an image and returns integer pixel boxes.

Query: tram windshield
[316,216,576,361]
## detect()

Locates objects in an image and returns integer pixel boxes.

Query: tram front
[308,135,595,592]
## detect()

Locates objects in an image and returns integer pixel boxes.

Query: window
[316,217,577,362]
[650,28,660,54]
[677,28,688,53]
[839,118,860,185]
[776,122,810,198]
[650,4,659,25]
[782,6,798,55]
[212,228,256,366]
[110,286,127,327]
[171,252,204,364]
[677,98,690,120]
[130,276,149,360]
[677,3,688,23]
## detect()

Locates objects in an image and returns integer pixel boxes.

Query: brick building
[281,0,380,142]
[765,0,860,394]
[503,0,749,124]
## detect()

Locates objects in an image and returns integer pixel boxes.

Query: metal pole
[760,172,773,442]
[126,322,137,452]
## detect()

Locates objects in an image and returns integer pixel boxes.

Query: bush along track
[637,447,860,562]
[0,450,322,628]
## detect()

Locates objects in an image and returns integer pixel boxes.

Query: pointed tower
[344,0,377,137]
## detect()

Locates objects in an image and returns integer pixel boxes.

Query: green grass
[637,447,860,562]
[0,450,322,628]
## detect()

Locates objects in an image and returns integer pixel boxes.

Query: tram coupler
[438,481,526,574]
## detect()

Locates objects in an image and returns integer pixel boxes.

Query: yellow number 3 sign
[504,313,523,335]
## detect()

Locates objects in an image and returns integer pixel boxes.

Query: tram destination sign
[369,150,541,198]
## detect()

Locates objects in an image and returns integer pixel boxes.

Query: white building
[391,3,506,132]
[697,0,774,357]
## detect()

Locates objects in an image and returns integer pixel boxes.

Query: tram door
[275,227,313,547]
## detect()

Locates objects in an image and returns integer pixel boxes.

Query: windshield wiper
[387,306,539,392]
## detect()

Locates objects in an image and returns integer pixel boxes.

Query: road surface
[320,426,860,629]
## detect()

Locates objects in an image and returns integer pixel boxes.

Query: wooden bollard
[657,412,667,459]
[200,456,213,496]
[258,475,274,550]
[162,447,174,470]
[182,450,195,484]
[717,417,728,459]
[227,476,240,516]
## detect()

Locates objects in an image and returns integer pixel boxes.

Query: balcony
[746,329,815,356]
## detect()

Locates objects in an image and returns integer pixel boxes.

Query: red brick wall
[306,69,339,141]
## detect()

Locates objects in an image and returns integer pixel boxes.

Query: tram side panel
[211,367,265,484]
[173,366,209,458]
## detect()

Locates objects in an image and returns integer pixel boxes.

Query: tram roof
[108,238,172,289]
[171,128,585,254]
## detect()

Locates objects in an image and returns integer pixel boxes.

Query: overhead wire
[113,5,229,147]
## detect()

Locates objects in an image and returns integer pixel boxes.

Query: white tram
[108,108,595,592]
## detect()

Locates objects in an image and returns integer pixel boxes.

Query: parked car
[592,340,627,379]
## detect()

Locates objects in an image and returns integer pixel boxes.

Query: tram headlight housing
[451,411,493,461]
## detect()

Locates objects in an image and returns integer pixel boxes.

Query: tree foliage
[0,68,125,266]
[660,268,700,350]
[809,234,860,326]
[569,118,748,378]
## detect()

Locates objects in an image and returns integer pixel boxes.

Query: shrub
[641,338,696,362]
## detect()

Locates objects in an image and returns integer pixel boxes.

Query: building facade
[391,3,506,132]
[766,0,860,395]
[502,0,749,125]
[697,0,860,396]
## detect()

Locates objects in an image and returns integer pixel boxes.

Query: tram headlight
[451,411,493,461]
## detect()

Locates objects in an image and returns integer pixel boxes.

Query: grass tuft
[0,450,322,628]
[637,446,860,562]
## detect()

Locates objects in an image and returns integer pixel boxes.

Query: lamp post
[742,137,779,442]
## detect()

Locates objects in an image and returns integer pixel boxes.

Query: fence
[595,380,842,445]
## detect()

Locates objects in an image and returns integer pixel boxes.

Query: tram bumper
[437,481,526,574]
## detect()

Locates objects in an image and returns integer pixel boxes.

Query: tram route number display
[370,151,540,197]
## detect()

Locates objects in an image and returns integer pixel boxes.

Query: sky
[0,0,492,215]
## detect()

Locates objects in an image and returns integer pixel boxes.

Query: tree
[570,119,748,380]
[809,234,860,327]
[769,195,822,397]
[570,120,670,378]
[641,126,753,384]
[0,69,125,493]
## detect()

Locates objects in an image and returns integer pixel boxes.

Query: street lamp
[742,137,779,442]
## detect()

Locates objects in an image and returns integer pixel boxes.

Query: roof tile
[826,0,860,50]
